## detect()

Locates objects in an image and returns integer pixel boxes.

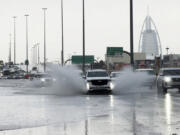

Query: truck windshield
[87,71,108,77]
[164,70,180,76]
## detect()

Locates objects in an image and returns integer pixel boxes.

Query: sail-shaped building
[138,15,162,60]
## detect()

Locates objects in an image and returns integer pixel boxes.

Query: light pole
[13,16,17,65]
[42,8,47,72]
[61,0,64,66]
[82,0,85,73]
[9,34,12,63]
[166,47,169,55]
[34,43,40,65]
[25,14,29,74]
[130,0,134,67]
[37,43,40,65]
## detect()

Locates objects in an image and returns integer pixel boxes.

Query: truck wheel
[163,88,167,93]
[178,88,180,93]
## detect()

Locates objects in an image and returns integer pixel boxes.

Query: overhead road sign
[107,47,123,56]
[72,55,94,64]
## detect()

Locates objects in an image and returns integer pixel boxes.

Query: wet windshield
[111,73,121,77]
[87,71,109,77]
[163,70,180,76]
[147,70,155,75]
[137,70,155,75]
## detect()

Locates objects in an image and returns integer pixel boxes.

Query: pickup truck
[85,69,114,93]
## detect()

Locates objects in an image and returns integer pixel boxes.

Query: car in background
[110,72,122,78]
[136,68,156,88]
[85,69,114,93]
[157,68,180,93]
[32,73,56,87]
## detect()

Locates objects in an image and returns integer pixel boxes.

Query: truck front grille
[172,78,180,82]
[91,80,108,85]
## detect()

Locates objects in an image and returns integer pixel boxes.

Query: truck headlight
[86,83,90,90]
[164,77,172,82]
[110,82,114,90]
[41,78,45,82]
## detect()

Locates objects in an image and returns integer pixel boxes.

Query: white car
[32,73,56,87]
[157,68,180,93]
[85,69,114,93]
[136,68,156,88]
[110,72,122,78]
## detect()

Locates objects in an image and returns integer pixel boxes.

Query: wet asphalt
[0,80,180,135]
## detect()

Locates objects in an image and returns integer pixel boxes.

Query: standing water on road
[23,65,86,96]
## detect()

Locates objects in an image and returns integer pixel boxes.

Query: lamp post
[166,47,169,55]
[42,8,47,72]
[25,14,29,74]
[13,16,17,65]
[34,43,40,65]
[130,0,134,67]
[61,0,64,66]
[9,34,12,63]
[82,0,85,73]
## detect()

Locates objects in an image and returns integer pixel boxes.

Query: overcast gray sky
[0,0,180,63]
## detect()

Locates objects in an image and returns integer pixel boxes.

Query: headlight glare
[110,82,114,90]
[41,78,45,82]
[164,77,172,82]
[86,83,90,90]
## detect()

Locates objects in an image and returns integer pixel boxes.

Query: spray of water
[22,64,86,96]
[48,64,86,95]
[112,67,155,94]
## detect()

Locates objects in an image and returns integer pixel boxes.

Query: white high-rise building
[138,15,162,60]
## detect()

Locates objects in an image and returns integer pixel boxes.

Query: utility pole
[166,47,169,55]
[13,16,17,65]
[42,8,47,72]
[130,0,134,67]
[61,0,64,66]
[9,34,12,63]
[82,0,85,73]
[37,43,40,65]
[25,14,29,74]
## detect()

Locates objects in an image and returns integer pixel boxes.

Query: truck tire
[178,88,180,93]
[163,88,167,93]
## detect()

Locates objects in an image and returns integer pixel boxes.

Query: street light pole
[130,0,134,67]
[42,8,47,72]
[61,0,64,66]
[37,43,40,65]
[9,34,12,63]
[25,14,29,74]
[13,16,17,65]
[82,0,85,73]
[34,43,40,65]
[166,47,169,55]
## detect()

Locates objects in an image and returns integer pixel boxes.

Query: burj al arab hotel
[138,15,162,60]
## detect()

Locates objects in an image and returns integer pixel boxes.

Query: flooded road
[0,80,180,135]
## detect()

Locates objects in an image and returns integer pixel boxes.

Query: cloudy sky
[0,0,180,63]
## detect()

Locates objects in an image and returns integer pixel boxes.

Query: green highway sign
[107,47,123,56]
[71,55,94,64]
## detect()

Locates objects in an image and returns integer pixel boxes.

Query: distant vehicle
[2,69,11,76]
[12,70,26,79]
[136,68,156,88]
[110,72,122,78]
[85,69,114,93]
[136,68,155,75]
[32,73,56,87]
[157,68,180,93]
